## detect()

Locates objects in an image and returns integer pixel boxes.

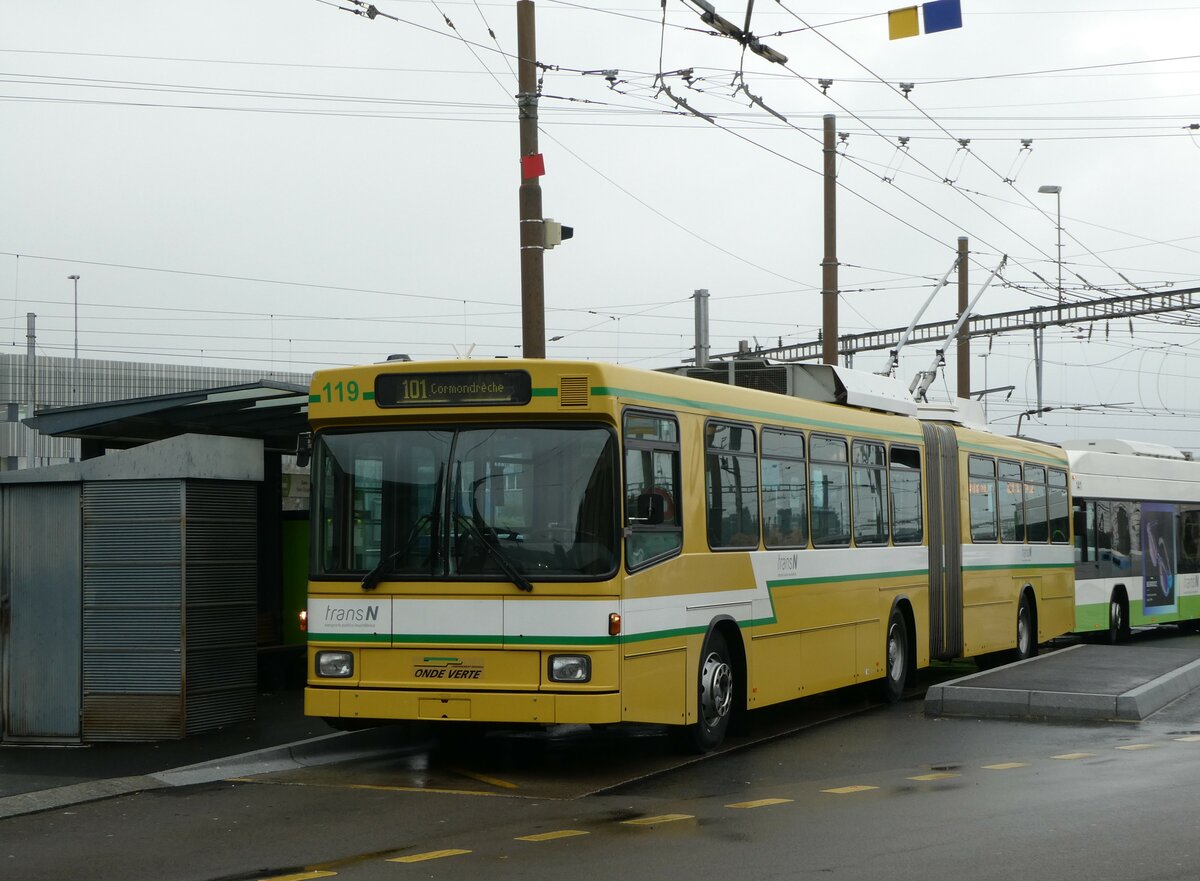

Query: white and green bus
[1067,439,1200,641]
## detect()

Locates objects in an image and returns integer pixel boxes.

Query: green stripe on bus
[964,562,1075,572]
[308,394,322,403]
[392,633,616,646]
[364,390,375,400]
[767,568,928,590]
[308,632,392,643]
[590,386,924,442]
[531,387,558,397]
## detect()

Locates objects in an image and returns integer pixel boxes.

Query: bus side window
[810,435,850,547]
[998,460,1024,543]
[889,445,923,544]
[623,411,682,570]
[851,440,888,546]
[1180,508,1200,575]
[1113,500,1135,562]
[762,429,808,549]
[705,421,760,550]
[968,455,997,542]
[1048,468,1069,544]
[1024,464,1048,543]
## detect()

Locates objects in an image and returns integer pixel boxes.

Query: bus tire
[882,606,909,702]
[679,630,735,753]
[1014,593,1037,661]
[1107,591,1130,644]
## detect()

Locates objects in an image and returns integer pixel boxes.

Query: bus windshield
[315,425,618,582]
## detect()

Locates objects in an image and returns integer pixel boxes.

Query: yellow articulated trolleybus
[303,358,1074,751]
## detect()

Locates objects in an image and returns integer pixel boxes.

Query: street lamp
[67,274,80,404]
[1037,185,1062,303]
[67,274,80,359]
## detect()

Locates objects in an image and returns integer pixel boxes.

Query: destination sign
[375,370,532,407]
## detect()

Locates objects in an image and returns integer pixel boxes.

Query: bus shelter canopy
[23,380,309,455]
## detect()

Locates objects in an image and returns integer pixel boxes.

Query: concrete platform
[925,643,1200,722]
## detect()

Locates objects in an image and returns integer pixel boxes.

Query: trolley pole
[517,0,545,359]
[956,237,970,398]
[821,114,839,366]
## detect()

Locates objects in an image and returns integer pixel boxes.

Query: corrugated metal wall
[2,484,82,741]
[184,481,257,735]
[82,481,185,740]
[79,479,257,741]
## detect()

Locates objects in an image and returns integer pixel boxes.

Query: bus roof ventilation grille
[559,375,590,407]
[664,361,917,416]
[730,366,788,395]
[677,362,788,395]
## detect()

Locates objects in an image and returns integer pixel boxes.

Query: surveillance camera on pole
[543,219,574,249]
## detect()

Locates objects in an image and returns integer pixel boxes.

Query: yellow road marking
[515,830,590,842]
[621,814,694,826]
[821,785,879,795]
[1051,753,1095,760]
[388,850,471,864]
[1174,735,1200,742]
[908,772,960,781]
[258,873,336,881]
[982,763,1030,770]
[1115,743,1155,751]
[726,798,793,809]
[227,778,513,798]
[451,768,520,790]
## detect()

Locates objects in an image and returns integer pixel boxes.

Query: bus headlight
[548,654,591,683]
[316,651,354,678]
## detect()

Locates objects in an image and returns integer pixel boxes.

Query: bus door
[921,423,962,660]
[1074,499,1102,579]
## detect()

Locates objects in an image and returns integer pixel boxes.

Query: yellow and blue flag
[888,0,962,40]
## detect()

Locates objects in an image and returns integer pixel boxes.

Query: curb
[0,726,405,821]
[1117,656,1200,720]
[925,644,1200,722]
[924,645,1082,718]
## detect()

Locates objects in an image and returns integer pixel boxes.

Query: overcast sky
[4,1,1199,450]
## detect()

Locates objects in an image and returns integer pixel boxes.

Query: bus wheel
[1107,593,1130,644]
[883,607,909,702]
[681,630,735,753]
[1015,595,1037,661]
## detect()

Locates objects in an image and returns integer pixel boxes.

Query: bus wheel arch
[1108,586,1130,644]
[678,617,744,753]
[1015,587,1038,661]
[883,598,916,702]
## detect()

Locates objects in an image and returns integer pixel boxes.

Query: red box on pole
[521,153,545,179]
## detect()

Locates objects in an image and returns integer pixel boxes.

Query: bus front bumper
[305,687,621,725]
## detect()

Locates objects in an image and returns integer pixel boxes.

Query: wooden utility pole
[517,0,545,358]
[956,237,970,398]
[821,114,839,366]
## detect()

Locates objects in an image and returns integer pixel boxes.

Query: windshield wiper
[361,463,444,591]
[455,513,533,593]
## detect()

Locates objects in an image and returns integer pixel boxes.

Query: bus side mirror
[295,432,312,469]
[635,491,665,526]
